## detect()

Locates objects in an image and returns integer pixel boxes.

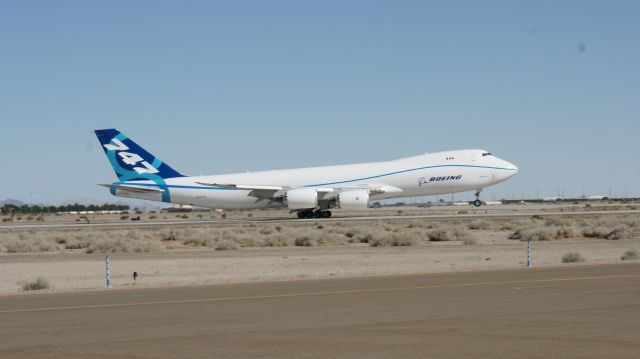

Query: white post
[527,240,532,268]
[106,256,111,288]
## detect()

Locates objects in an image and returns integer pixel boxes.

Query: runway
[1,263,639,358]
[1,209,638,230]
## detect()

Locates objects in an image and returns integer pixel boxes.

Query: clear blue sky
[1,1,638,205]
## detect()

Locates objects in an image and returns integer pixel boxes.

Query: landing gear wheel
[297,210,315,219]
[322,210,331,218]
[313,210,323,218]
[473,190,482,207]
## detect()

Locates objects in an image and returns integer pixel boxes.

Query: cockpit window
[482,152,492,156]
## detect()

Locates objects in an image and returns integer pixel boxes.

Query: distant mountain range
[0,199,26,207]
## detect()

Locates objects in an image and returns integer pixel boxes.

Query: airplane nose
[499,159,518,175]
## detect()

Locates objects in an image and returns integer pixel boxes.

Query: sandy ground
[2,206,639,295]
[1,236,638,295]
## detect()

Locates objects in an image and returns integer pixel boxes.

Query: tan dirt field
[1,208,639,295]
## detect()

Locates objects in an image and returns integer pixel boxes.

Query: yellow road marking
[1,274,638,314]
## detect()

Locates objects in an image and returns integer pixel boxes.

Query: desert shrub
[161,230,181,241]
[531,215,544,221]
[64,239,90,250]
[621,249,639,261]
[427,226,473,242]
[22,277,50,291]
[467,220,491,230]
[26,216,34,221]
[2,217,13,222]
[545,217,573,227]
[259,227,273,235]
[215,239,240,250]
[581,226,612,239]
[120,215,129,220]
[183,237,214,247]
[370,234,415,247]
[354,233,373,244]
[427,229,452,241]
[231,233,263,247]
[582,226,632,240]
[562,252,585,263]
[263,235,290,247]
[524,227,558,241]
[509,225,576,241]
[605,228,632,240]
[86,238,160,253]
[294,236,314,246]
[149,215,157,219]
[36,216,45,222]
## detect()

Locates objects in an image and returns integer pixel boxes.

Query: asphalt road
[1,263,639,358]
[1,209,637,230]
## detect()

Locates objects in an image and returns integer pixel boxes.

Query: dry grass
[509,214,640,241]
[1,214,638,254]
[86,238,161,253]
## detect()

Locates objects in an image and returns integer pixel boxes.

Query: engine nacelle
[336,190,369,210]
[285,188,318,209]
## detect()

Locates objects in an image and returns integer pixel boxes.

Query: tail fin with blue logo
[94,129,185,181]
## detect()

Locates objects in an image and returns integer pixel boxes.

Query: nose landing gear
[473,191,483,207]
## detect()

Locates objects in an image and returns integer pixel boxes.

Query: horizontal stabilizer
[99,184,165,193]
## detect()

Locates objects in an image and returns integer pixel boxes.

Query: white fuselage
[111,149,518,209]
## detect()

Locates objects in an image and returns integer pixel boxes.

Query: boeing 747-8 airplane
[95,129,518,218]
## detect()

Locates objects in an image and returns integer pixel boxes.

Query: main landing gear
[473,191,483,207]
[297,209,332,219]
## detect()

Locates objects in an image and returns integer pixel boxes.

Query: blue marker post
[106,256,111,288]
[527,240,532,268]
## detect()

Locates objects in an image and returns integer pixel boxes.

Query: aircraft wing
[99,184,165,193]
[195,182,401,199]
[195,182,287,199]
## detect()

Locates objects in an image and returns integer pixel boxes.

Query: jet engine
[336,190,369,210]
[284,188,318,209]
